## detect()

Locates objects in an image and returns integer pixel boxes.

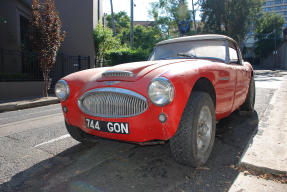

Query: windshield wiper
[177,53,197,59]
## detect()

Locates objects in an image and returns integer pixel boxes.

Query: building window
[20,15,36,75]
[20,15,31,51]
[269,1,273,6]
[273,6,282,10]
[274,0,283,5]
[264,1,273,6]
[264,7,273,11]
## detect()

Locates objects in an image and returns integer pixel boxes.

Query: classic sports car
[55,34,255,167]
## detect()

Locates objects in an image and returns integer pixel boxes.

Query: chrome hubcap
[197,105,212,156]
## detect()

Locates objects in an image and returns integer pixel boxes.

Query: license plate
[85,118,129,134]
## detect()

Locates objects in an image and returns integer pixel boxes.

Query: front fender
[158,66,216,139]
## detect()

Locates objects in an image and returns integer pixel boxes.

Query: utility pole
[275,30,277,53]
[110,0,116,36]
[130,0,134,48]
[274,29,277,68]
[191,0,196,31]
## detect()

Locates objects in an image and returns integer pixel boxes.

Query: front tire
[170,91,216,167]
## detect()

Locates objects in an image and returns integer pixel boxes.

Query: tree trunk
[192,0,196,31]
[96,56,103,68]
[110,0,116,36]
[43,70,49,97]
[130,0,134,48]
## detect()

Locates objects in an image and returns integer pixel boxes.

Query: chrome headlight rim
[55,79,70,101]
[148,77,175,106]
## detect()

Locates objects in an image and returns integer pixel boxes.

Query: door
[228,42,246,111]
[215,63,237,116]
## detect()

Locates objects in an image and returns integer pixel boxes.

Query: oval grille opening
[78,88,148,118]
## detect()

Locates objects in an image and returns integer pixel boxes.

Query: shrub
[93,23,121,67]
[104,48,150,66]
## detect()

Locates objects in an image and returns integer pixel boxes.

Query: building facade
[55,0,102,67]
[0,0,102,99]
[263,0,287,28]
[0,0,102,71]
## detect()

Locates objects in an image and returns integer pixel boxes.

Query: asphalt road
[0,70,285,192]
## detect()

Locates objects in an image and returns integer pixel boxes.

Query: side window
[228,44,239,64]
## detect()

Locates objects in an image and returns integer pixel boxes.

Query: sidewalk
[229,74,287,191]
[0,97,59,113]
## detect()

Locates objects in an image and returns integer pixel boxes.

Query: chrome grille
[102,71,134,78]
[78,88,148,118]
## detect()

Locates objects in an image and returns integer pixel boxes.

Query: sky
[103,0,201,21]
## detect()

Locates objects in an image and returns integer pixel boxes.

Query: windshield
[149,40,226,62]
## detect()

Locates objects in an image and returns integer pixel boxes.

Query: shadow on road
[0,111,259,192]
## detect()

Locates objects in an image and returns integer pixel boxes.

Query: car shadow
[0,111,259,192]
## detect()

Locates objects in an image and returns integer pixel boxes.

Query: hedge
[103,48,150,66]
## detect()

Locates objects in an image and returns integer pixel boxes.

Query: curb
[238,76,287,176]
[239,162,287,177]
[0,98,60,113]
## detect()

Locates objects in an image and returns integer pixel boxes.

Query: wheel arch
[191,77,216,108]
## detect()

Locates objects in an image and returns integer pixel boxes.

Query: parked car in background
[55,34,255,167]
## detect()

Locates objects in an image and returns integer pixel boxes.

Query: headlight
[55,80,70,101]
[148,77,174,106]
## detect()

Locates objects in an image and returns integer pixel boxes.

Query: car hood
[64,58,215,98]
[96,59,196,82]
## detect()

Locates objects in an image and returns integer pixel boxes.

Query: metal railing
[0,49,90,85]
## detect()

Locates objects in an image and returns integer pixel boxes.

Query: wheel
[170,91,216,167]
[241,76,255,112]
[65,121,96,143]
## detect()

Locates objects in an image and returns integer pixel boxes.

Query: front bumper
[62,100,178,142]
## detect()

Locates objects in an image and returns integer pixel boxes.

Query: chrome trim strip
[102,71,134,78]
[219,77,229,81]
[78,87,148,118]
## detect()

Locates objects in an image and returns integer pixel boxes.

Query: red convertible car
[55,34,255,167]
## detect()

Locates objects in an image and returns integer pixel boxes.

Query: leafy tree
[108,25,162,51]
[149,0,193,37]
[30,0,65,97]
[106,11,130,34]
[106,12,162,51]
[133,25,162,51]
[106,11,131,45]
[116,28,130,45]
[93,23,120,67]
[254,12,285,57]
[199,0,263,42]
